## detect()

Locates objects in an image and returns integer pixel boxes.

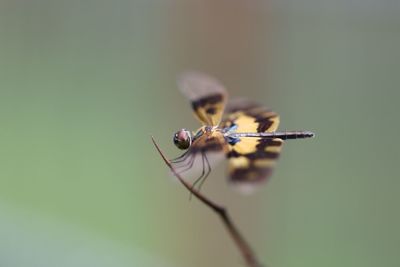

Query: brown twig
[151,136,263,267]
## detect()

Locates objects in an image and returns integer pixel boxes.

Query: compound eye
[173,129,192,150]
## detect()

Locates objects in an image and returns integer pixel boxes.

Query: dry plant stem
[151,136,263,267]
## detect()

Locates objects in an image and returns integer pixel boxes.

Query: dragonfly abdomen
[230,131,315,140]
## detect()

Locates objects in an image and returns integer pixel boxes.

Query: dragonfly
[171,71,315,193]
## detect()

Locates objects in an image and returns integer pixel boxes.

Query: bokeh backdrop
[1,1,399,267]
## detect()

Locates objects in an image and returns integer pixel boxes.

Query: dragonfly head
[173,129,192,150]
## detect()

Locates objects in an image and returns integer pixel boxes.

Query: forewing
[221,99,283,193]
[177,71,227,126]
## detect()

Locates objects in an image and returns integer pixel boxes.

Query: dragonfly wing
[226,138,283,193]
[223,98,280,132]
[177,71,227,126]
[221,98,283,193]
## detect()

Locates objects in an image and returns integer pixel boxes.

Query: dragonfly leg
[189,153,206,200]
[175,153,196,174]
[197,153,211,192]
[170,150,190,163]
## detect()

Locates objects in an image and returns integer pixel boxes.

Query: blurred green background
[0,1,399,267]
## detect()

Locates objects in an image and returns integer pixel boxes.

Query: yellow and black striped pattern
[191,93,226,126]
[221,99,283,184]
[177,71,227,126]
[227,138,283,183]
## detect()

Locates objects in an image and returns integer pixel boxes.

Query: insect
[171,71,314,193]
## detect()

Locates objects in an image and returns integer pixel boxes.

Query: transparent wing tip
[229,182,261,195]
